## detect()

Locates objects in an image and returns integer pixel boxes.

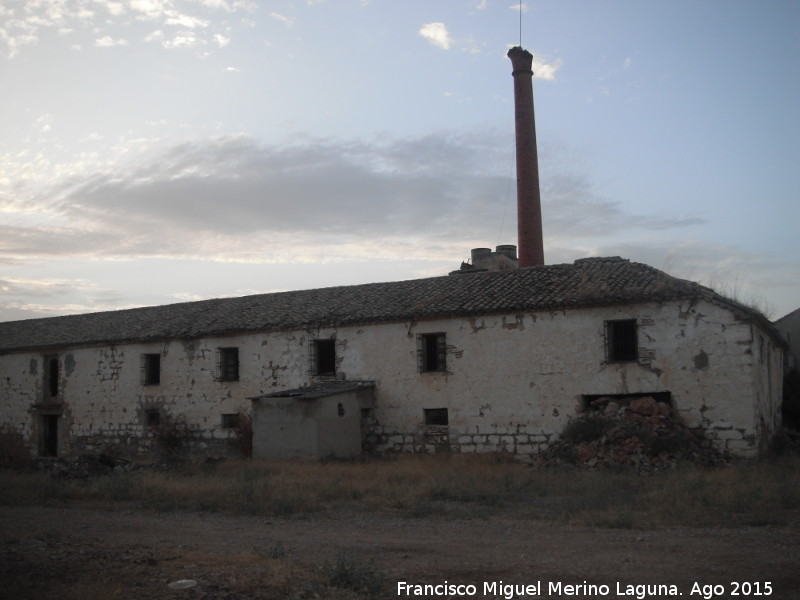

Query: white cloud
[94,36,128,47]
[36,114,54,134]
[509,3,528,13]
[418,22,453,50]
[102,2,127,17]
[531,53,562,81]
[624,56,632,68]
[1,0,249,59]
[130,0,168,18]
[270,12,295,28]
[144,29,164,42]
[163,32,198,48]
[165,14,210,28]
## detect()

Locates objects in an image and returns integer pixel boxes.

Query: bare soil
[1,504,799,599]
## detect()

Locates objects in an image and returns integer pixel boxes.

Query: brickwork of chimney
[508,46,545,267]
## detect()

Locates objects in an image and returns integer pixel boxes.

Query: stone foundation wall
[376,426,555,457]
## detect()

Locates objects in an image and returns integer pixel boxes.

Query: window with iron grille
[605,319,638,362]
[417,332,447,373]
[221,413,240,428]
[310,339,336,376]
[424,408,449,426]
[141,353,161,386]
[44,355,59,399]
[217,347,240,381]
[144,408,161,428]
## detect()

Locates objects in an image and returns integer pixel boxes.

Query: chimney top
[507,46,533,72]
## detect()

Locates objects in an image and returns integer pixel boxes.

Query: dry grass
[2,454,799,528]
[0,530,378,600]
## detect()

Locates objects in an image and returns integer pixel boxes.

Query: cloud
[419,22,453,50]
[3,129,792,320]
[95,36,129,47]
[165,14,210,29]
[270,12,295,28]
[1,130,708,270]
[1,0,249,59]
[0,276,125,321]
[531,53,562,81]
[163,31,200,49]
[0,276,96,299]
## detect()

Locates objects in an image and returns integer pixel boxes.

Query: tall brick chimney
[507,46,544,267]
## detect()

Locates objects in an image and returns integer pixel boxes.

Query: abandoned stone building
[0,256,785,460]
[0,47,785,461]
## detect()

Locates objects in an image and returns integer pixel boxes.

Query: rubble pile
[32,453,229,478]
[534,395,728,471]
[34,453,138,479]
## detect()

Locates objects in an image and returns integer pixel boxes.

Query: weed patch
[3,454,799,529]
[323,552,386,596]
[0,426,31,469]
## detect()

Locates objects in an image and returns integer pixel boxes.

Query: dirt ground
[1,504,799,599]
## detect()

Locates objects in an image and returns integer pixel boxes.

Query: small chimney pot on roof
[471,248,492,263]
[496,245,517,260]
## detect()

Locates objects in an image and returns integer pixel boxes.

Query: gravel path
[1,504,798,599]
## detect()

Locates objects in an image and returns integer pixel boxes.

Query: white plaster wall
[748,326,784,454]
[337,299,766,456]
[0,354,42,444]
[0,297,776,458]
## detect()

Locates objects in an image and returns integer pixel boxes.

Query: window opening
[44,356,59,399]
[606,319,638,362]
[142,353,161,386]
[417,333,447,372]
[221,413,240,428]
[145,408,161,428]
[337,402,345,417]
[423,408,450,450]
[311,339,336,376]
[217,347,239,381]
[40,414,59,457]
[424,408,449,426]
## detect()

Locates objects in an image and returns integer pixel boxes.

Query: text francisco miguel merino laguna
[396,580,762,599]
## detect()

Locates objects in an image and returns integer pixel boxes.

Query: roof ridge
[0,257,768,354]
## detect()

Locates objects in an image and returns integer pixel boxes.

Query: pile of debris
[33,453,139,479]
[31,453,230,479]
[533,395,728,471]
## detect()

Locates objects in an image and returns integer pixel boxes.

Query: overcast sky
[1,0,798,323]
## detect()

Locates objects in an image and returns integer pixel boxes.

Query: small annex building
[0,257,786,460]
[250,381,376,459]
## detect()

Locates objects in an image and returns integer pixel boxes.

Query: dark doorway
[41,414,59,457]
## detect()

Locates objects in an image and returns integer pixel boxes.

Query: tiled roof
[0,257,768,354]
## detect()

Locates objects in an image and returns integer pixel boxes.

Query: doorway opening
[40,414,59,457]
